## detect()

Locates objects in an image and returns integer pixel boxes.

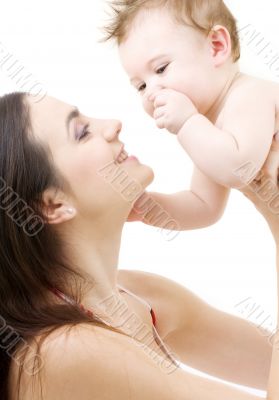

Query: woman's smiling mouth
[116,148,129,163]
[115,145,139,164]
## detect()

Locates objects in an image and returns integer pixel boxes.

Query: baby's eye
[156,64,169,74]
[137,83,146,92]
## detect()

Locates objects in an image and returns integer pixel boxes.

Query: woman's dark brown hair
[0,92,128,399]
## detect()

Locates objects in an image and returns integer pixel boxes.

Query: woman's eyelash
[77,124,91,141]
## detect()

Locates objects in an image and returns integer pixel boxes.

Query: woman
[0,92,274,399]
[242,137,279,399]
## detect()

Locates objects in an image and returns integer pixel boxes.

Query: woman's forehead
[29,95,71,116]
[28,96,73,142]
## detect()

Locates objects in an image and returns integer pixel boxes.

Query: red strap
[50,287,94,318]
[50,287,156,326]
[150,308,156,326]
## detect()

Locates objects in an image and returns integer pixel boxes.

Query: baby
[103,0,279,230]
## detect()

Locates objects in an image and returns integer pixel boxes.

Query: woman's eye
[156,64,168,74]
[77,124,91,141]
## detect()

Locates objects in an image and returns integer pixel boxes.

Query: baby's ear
[208,24,232,67]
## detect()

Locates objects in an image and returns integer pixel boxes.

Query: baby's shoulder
[224,73,277,110]
[230,73,275,96]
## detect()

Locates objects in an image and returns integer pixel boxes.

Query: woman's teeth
[116,150,128,163]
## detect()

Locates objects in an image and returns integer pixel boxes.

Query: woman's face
[28,96,154,221]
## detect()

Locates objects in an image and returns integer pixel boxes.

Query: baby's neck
[205,64,241,124]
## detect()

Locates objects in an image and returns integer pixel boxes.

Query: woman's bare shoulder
[117,268,179,295]
[117,268,199,314]
[117,269,202,337]
[9,323,113,400]
[11,319,262,400]
[13,322,188,400]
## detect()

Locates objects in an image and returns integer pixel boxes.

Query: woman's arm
[245,211,279,400]
[241,134,279,399]
[267,306,279,399]
[241,134,279,244]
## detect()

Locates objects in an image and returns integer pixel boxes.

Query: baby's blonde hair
[102,0,240,62]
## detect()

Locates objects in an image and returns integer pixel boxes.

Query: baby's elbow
[197,207,224,229]
[206,207,224,226]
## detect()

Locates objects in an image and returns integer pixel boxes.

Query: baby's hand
[126,191,147,222]
[151,89,198,134]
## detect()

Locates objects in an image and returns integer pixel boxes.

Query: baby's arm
[132,166,230,230]
[177,83,275,189]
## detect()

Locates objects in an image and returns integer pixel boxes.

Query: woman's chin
[120,159,154,188]
[139,164,155,188]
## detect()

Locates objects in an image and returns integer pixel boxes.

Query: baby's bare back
[220,74,279,197]
[207,73,277,188]
[216,73,279,132]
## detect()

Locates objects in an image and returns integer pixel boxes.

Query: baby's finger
[254,134,279,185]
[271,131,279,150]
[153,106,165,120]
[254,170,263,183]
[261,146,279,185]
[150,88,166,102]
[243,176,275,210]
[262,160,278,185]
[155,118,165,130]
[153,95,167,109]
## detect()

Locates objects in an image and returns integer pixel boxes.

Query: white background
[1,0,279,396]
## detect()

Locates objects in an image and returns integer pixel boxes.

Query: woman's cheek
[64,152,100,187]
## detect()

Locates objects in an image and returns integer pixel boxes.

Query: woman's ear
[41,187,76,225]
[208,24,232,67]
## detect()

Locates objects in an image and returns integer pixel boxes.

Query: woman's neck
[61,217,125,315]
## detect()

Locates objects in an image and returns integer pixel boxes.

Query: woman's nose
[103,120,122,141]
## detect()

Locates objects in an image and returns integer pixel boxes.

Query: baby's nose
[148,92,156,102]
[146,85,163,103]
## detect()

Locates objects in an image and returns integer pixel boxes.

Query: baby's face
[119,7,215,118]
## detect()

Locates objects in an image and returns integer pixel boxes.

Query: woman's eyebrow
[66,107,80,137]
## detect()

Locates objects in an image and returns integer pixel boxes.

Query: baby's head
[103,0,241,117]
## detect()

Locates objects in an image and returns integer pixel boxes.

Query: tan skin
[241,135,279,399]
[8,97,278,399]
